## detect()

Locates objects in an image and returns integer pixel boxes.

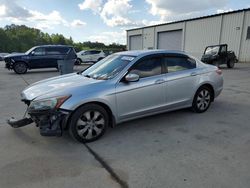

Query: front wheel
[13,62,28,74]
[69,104,108,143]
[227,59,235,68]
[192,86,212,113]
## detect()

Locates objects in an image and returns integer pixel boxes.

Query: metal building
[127,8,250,62]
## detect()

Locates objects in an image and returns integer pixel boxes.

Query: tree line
[0,24,126,53]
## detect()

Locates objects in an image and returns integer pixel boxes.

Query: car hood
[21,73,104,101]
[5,53,26,58]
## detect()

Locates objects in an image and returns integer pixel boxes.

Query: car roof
[206,44,228,48]
[34,45,73,48]
[86,49,102,51]
[116,50,188,57]
[78,49,102,52]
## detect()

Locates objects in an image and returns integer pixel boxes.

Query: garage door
[157,30,182,50]
[129,35,142,50]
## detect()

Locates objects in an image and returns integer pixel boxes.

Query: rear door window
[84,51,91,55]
[163,57,196,73]
[46,47,69,55]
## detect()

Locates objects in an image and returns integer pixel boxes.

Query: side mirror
[125,73,139,82]
[31,51,35,56]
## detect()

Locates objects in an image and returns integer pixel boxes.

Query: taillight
[216,69,222,75]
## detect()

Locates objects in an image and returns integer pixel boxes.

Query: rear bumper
[214,86,223,98]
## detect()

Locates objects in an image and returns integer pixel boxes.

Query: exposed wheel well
[198,84,215,102]
[14,61,29,68]
[65,102,115,130]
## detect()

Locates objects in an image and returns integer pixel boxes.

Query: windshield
[82,54,135,80]
[25,47,36,55]
[205,46,219,55]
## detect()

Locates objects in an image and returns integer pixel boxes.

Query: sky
[0,0,249,44]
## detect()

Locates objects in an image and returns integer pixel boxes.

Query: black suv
[4,45,76,74]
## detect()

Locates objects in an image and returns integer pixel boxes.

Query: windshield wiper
[77,72,91,78]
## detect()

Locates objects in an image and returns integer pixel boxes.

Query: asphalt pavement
[0,61,250,188]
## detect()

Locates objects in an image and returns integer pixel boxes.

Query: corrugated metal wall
[240,11,250,62]
[220,12,243,58]
[127,9,250,62]
[184,16,221,58]
[143,27,155,49]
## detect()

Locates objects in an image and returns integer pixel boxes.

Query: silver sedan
[9,50,223,143]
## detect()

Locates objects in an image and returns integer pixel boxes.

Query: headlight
[29,95,71,111]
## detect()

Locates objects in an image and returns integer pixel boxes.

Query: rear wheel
[192,86,212,113]
[227,59,235,68]
[69,104,108,143]
[13,62,28,74]
[75,58,82,65]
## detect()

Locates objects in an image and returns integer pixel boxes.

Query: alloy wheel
[14,63,27,74]
[196,89,211,111]
[76,110,105,140]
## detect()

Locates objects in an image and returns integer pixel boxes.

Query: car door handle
[155,79,165,84]
[190,72,198,76]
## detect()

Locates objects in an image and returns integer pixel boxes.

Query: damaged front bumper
[7,107,71,137]
[8,117,34,128]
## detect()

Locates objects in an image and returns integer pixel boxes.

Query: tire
[13,62,28,74]
[75,58,82,65]
[227,59,235,68]
[69,104,109,143]
[192,86,212,113]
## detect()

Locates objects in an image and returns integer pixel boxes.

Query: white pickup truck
[76,50,106,64]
